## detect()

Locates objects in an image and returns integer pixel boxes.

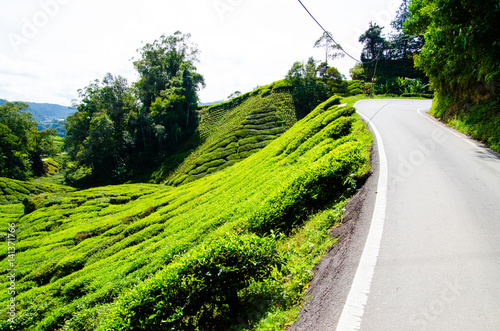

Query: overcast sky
[0,0,401,106]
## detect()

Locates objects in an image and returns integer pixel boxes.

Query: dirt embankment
[290,146,378,331]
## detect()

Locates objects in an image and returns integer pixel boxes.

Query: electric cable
[297,0,361,62]
[297,0,382,65]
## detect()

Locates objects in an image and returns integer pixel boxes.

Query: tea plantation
[0,95,372,330]
[166,81,297,186]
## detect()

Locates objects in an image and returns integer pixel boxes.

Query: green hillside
[0,99,75,123]
[164,81,296,186]
[0,96,372,330]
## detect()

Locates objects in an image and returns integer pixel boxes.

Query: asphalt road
[332,99,500,331]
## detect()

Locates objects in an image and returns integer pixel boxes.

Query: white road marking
[416,107,480,149]
[335,101,388,331]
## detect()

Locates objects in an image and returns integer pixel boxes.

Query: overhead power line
[296,0,361,63]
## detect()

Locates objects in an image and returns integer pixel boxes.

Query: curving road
[340,99,500,330]
[292,99,500,331]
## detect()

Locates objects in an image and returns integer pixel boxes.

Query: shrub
[348,88,363,96]
[104,234,282,330]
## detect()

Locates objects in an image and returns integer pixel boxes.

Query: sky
[0,0,401,106]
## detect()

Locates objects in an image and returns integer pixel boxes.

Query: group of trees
[356,0,428,94]
[64,31,205,183]
[285,56,341,117]
[284,32,347,117]
[353,0,499,101]
[285,0,430,110]
[405,0,499,102]
[0,102,56,180]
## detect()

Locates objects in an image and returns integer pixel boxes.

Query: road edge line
[335,101,388,331]
[416,107,482,150]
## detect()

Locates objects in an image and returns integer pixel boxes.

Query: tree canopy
[356,1,428,94]
[65,74,138,181]
[0,102,55,179]
[314,31,345,64]
[405,0,500,100]
[65,32,205,183]
[285,57,335,118]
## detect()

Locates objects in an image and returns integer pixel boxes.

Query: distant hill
[0,99,76,136]
[199,100,225,106]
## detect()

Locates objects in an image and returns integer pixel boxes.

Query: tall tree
[358,11,427,90]
[134,31,204,110]
[0,102,34,179]
[314,31,345,64]
[359,22,387,82]
[133,31,205,152]
[387,0,425,67]
[285,57,331,118]
[359,22,386,62]
[65,74,138,181]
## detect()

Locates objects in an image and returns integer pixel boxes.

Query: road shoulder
[290,144,379,330]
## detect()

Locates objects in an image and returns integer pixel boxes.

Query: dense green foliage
[406,0,499,99]
[406,0,500,151]
[0,102,56,180]
[285,58,334,117]
[357,1,428,94]
[65,74,138,182]
[430,93,500,152]
[0,96,372,330]
[65,32,205,184]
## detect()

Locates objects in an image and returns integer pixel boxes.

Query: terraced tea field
[0,95,372,330]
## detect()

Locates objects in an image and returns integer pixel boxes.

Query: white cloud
[0,0,399,105]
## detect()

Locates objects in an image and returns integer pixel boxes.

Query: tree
[314,31,345,64]
[304,57,319,79]
[133,31,205,154]
[325,67,344,82]
[0,121,27,180]
[285,58,331,118]
[349,63,366,81]
[405,0,500,100]
[389,0,424,60]
[316,62,329,78]
[357,12,427,93]
[359,22,387,82]
[30,128,57,177]
[65,74,138,181]
[359,22,386,62]
[134,31,204,111]
[0,102,55,179]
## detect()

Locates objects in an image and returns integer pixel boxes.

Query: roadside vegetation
[405,0,500,152]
